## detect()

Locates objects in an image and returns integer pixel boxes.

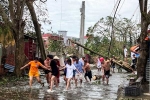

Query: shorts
[51,71,58,77]
[29,72,39,77]
[44,70,51,74]
[104,70,110,78]
[131,64,136,70]
[111,65,115,68]
[75,73,83,80]
[84,70,92,79]
[73,70,76,77]
[63,69,66,76]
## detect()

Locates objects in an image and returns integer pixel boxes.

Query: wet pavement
[0,69,128,100]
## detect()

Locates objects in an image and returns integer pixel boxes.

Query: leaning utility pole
[79,1,85,57]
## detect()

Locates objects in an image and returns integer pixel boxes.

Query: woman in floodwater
[61,58,81,90]
[20,57,49,88]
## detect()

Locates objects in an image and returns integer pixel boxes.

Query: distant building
[42,33,63,48]
[42,32,88,49]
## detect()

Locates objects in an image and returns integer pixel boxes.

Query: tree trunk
[14,36,26,77]
[137,0,149,81]
[137,21,149,81]
[14,19,26,77]
[0,1,26,77]
[26,0,46,60]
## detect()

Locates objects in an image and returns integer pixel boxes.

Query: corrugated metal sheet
[146,58,150,81]
[146,42,150,81]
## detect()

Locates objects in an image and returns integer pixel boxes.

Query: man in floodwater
[83,60,92,82]
[44,55,52,87]
[101,57,111,85]
[74,57,84,87]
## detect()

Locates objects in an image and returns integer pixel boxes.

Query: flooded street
[0,69,128,100]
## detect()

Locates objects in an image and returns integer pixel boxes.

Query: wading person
[74,57,84,87]
[110,56,115,73]
[20,57,49,88]
[61,58,81,90]
[83,60,92,82]
[44,55,52,87]
[47,55,59,92]
[53,56,60,84]
[100,57,105,82]
[79,56,85,65]
[63,58,68,84]
[96,56,101,72]
[101,58,111,85]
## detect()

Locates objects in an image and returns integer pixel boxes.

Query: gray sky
[44,0,140,38]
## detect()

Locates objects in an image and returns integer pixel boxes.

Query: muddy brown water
[0,69,128,100]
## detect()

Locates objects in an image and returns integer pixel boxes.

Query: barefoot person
[47,55,59,92]
[20,57,49,88]
[96,57,101,72]
[83,60,92,82]
[101,58,111,85]
[110,56,115,73]
[100,57,105,82]
[44,55,52,86]
[74,57,84,87]
[53,56,60,84]
[61,58,81,90]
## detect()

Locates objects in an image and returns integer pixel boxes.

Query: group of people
[123,45,140,72]
[20,55,97,92]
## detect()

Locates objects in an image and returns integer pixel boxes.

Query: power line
[108,0,122,57]
[130,5,139,20]
[117,0,125,14]
[110,0,120,16]
[60,0,62,30]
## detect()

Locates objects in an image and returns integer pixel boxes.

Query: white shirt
[79,58,84,65]
[131,52,135,60]
[124,48,128,57]
[66,64,76,78]
[97,58,101,68]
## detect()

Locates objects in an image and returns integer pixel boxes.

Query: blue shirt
[74,61,83,73]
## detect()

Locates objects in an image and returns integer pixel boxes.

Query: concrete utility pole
[79,1,85,57]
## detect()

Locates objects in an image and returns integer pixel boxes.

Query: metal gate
[146,42,150,82]
[146,58,150,81]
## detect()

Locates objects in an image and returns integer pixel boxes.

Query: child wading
[20,57,49,88]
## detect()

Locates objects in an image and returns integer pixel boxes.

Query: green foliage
[48,39,62,53]
[85,16,140,59]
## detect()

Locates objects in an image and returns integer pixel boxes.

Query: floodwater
[0,69,128,100]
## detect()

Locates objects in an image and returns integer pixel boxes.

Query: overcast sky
[44,0,140,38]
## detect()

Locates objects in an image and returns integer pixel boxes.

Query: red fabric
[145,36,149,40]
[99,57,104,63]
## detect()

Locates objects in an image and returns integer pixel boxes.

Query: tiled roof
[42,33,52,37]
